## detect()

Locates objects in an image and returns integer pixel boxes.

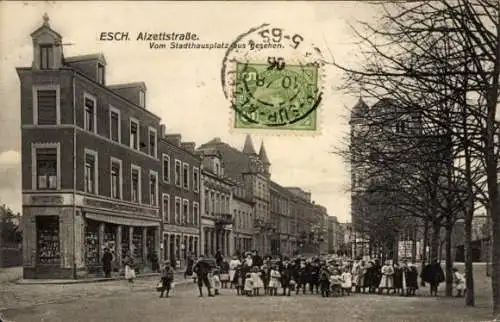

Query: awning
[84,212,160,227]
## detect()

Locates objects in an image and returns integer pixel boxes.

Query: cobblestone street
[0,275,494,322]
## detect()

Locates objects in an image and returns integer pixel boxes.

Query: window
[110,158,122,199]
[149,171,158,206]
[162,154,170,183]
[97,63,105,84]
[193,167,199,193]
[183,163,189,190]
[33,86,60,125]
[148,127,157,158]
[175,197,181,224]
[39,44,53,69]
[84,94,96,133]
[204,189,209,214]
[183,199,189,224]
[139,90,146,108]
[162,194,170,223]
[131,165,141,203]
[33,145,59,190]
[84,149,98,194]
[130,118,139,150]
[174,160,182,187]
[193,202,199,226]
[109,107,121,143]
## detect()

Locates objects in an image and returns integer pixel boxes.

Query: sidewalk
[0,266,192,285]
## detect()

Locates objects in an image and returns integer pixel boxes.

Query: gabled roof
[242,134,257,155]
[30,13,62,39]
[198,138,253,182]
[259,141,270,165]
[351,97,369,118]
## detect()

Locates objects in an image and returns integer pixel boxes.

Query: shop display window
[121,228,130,260]
[36,216,61,265]
[132,229,143,261]
[85,220,100,265]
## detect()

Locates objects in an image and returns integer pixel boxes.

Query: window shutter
[37,90,57,125]
[111,112,119,141]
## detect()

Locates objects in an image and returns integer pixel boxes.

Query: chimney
[165,134,182,147]
[159,124,166,138]
[181,142,196,153]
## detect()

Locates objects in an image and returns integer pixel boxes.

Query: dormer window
[40,44,54,69]
[97,63,105,85]
[139,90,146,108]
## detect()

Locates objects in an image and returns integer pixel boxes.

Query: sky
[0,1,380,222]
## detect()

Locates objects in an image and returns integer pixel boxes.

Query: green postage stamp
[221,24,325,135]
[234,62,320,131]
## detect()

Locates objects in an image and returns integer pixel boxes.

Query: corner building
[18,16,174,279]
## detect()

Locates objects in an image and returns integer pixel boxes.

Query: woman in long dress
[229,256,241,288]
[379,260,395,294]
[123,252,136,287]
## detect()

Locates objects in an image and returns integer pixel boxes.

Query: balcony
[253,218,277,234]
[214,213,233,228]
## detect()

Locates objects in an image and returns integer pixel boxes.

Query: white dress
[244,274,254,291]
[229,259,241,281]
[341,272,352,289]
[268,269,282,288]
[251,272,264,289]
[454,272,466,291]
[379,265,394,289]
[125,265,136,280]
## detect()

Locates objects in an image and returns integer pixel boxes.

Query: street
[0,267,494,322]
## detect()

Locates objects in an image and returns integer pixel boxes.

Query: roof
[65,53,107,64]
[198,138,253,182]
[30,13,63,39]
[108,82,147,90]
[242,134,257,155]
[259,141,270,164]
[351,97,369,118]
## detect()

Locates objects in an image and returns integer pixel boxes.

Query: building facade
[269,181,295,257]
[19,16,162,279]
[159,133,201,268]
[198,148,235,258]
[232,183,255,254]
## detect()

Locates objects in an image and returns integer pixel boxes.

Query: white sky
[0,1,381,221]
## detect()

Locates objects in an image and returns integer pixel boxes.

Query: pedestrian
[340,266,352,296]
[229,255,241,289]
[393,263,403,295]
[268,265,281,296]
[319,266,330,297]
[159,260,174,298]
[405,261,419,296]
[251,265,264,296]
[102,247,113,278]
[244,271,254,296]
[211,266,222,295]
[193,255,214,297]
[379,260,394,295]
[220,259,230,288]
[123,251,136,287]
[184,252,194,279]
[452,267,466,297]
[421,259,445,296]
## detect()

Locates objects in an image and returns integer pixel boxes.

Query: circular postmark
[221,24,325,131]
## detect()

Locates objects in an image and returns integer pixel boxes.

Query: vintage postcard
[0,1,499,322]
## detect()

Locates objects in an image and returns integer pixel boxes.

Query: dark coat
[393,267,403,289]
[421,263,445,285]
[405,266,419,289]
[193,260,211,278]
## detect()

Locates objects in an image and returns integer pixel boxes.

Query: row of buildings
[18,16,345,279]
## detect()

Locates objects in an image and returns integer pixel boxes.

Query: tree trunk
[464,215,475,306]
[412,226,418,262]
[422,219,429,266]
[430,221,440,262]
[491,200,500,318]
[444,223,453,297]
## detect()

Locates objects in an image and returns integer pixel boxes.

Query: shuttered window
[40,45,53,69]
[36,148,57,190]
[37,90,57,125]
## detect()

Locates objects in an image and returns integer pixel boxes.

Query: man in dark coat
[252,250,263,267]
[193,255,214,297]
[185,252,194,279]
[421,259,444,296]
[280,259,294,296]
[102,248,113,278]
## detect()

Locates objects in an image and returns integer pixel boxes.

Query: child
[268,265,281,296]
[220,260,230,289]
[159,260,174,298]
[211,267,222,295]
[244,272,254,296]
[251,266,264,296]
[340,266,352,296]
[319,266,331,297]
[233,265,244,295]
[329,269,342,297]
[453,267,466,297]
